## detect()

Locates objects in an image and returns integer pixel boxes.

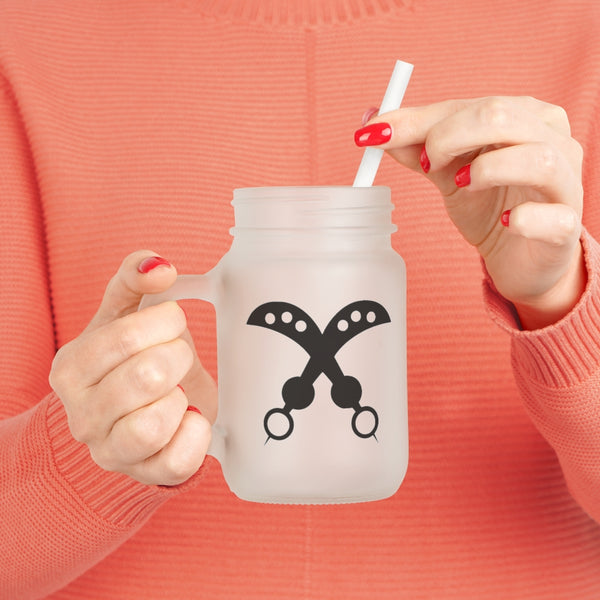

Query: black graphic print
[247,301,390,441]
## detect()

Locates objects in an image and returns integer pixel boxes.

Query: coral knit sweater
[1,1,600,598]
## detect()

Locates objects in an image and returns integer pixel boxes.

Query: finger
[424,97,571,171]
[82,337,194,440]
[467,142,583,209]
[87,250,177,331]
[503,201,581,247]
[520,96,572,136]
[55,300,187,389]
[128,407,212,486]
[358,99,473,153]
[355,100,472,173]
[359,96,569,152]
[101,385,188,467]
[364,97,572,173]
[385,143,425,173]
[178,339,219,424]
[361,106,379,126]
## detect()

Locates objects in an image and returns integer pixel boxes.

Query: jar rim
[233,185,391,204]
[231,186,395,234]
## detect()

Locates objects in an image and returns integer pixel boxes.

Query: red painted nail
[354,122,392,147]
[361,106,380,126]
[419,145,431,173]
[186,405,202,415]
[138,256,171,274]
[455,164,471,188]
[177,384,185,394]
[501,209,511,227]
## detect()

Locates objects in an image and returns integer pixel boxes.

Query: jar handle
[139,271,226,463]
[139,273,216,308]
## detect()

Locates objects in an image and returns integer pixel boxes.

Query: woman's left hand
[355,96,586,329]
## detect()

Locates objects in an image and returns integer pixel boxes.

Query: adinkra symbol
[247,301,391,442]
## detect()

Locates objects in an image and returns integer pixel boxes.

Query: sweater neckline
[194,0,414,26]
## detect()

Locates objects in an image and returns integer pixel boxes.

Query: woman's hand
[355,96,586,329]
[49,251,216,486]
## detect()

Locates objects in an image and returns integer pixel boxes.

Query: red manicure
[138,256,171,274]
[361,106,380,126]
[186,405,202,415]
[501,210,511,227]
[354,122,392,147]
[419,145,431,173]
[455,164,471,188]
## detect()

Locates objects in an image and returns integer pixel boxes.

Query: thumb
[87,250,178,330]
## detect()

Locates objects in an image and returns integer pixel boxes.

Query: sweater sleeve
[484,229,600,524]
[0,77,204,599]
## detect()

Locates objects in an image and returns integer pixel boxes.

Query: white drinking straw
[352,60,414,187]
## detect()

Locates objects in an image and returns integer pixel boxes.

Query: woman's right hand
[49,251,216,486]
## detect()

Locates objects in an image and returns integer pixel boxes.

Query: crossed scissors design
[247,300,391,442]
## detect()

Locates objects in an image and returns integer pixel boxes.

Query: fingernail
[138,256,171,274]
[455,164,471,187]
[419,145,431,173]
[186,405,202,415]
[501,209,511,227]
[354,122,392,147]
[361,106,379,126]
[177,384,185,394]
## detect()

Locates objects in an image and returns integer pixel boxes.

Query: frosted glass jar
[143,186,408,504]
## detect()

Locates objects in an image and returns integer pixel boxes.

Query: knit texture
[1,1,600,598]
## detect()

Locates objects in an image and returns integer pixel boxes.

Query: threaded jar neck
[231,186,396,237]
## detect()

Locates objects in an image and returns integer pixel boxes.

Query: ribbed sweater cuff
[483,229,600,388]
[45,392,206,528]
